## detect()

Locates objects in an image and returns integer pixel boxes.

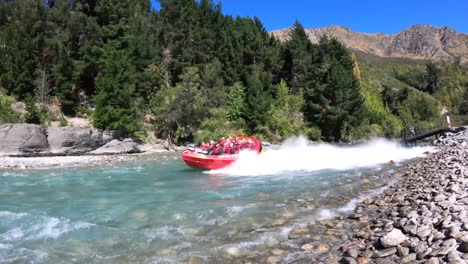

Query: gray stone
[431,247,453,256]
[401,253,416,263]
[372,247,397,258]
[266,256,281,264]
[442,215,453,228]
[457,234,468,243]
[47,127,114,155]
[442,238,457,248]
[345,248,359,259]
[403,224,418,235]
[0,124,49,156]
[460,242,468,253]
[380,229,407,248]
[425,257,439,264]
[449,226,461,239]
[439,200,453,209]
[417,225,432,239]
[340,257,357,264]
[397,245,409,257]
[407,210,419,219]
[417,248,432,260]
[374,256,396,264]
[89,138,139,155]
[434,194,446,202]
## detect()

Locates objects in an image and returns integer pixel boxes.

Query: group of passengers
[199,136,256,155]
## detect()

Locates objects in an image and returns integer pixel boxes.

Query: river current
[0,137,434,263]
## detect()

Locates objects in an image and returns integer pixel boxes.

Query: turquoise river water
[0,138,434,263]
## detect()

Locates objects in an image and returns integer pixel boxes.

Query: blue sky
[150,0,467,34]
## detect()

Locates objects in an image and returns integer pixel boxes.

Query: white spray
[207,136,436,176]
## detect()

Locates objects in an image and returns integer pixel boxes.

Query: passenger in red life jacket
[206,140,216,154]
[222,144,229,155]
[213,144,223,155]
[229,142,237,154]
[219,137,226,147]
[200,142,208,150]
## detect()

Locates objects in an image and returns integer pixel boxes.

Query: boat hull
[182,152,238,170]
[181,135,261,170]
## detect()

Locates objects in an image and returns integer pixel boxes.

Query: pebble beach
[220,127,468,264]
[336,129,468,264]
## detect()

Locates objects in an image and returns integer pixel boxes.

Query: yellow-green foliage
[400,89,442,130]
[194,108,245,144]
[59,115,68,127]
[265,80,308,141]
[357,80,402,138]
[0,92,20,124]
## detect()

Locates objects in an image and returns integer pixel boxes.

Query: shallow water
[0,138,434,263]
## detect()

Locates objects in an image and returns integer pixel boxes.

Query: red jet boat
[182,135,262,170]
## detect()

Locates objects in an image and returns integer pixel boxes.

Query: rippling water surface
[0,138,434,263]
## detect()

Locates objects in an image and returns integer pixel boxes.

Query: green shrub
[0,93,20,124]
[76,106,93,118]
[59,115,68,127]
[24,94,42,124]
[305,126,322,141]
[194,108,246,144]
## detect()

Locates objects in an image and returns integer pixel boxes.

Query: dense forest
[0,0,467,143]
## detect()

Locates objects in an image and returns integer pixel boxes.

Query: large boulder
[0,124,49,156]
[47,127,114,155]
[89,138,139,155]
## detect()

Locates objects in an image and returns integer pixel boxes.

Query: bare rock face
[0,124,49,156]
[271,24,468,63]
[47,127,114,155]
[89,138,139,155]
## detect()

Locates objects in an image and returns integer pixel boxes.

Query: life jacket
[230,147,237,154]
[223,146,230,154]
[212,147,220,155]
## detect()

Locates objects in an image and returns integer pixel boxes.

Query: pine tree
[226,82,245,121]
[283,20,314,95]
[93,48,140,135]
[304,36,364,141]
[243,66,273,133]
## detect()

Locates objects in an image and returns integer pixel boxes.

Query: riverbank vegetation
[0,0,467,143]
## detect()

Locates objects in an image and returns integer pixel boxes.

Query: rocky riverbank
[0,123,174,157]
[209,128,467,264]
[337,142,467,264]
[0,123,184,169]
[335,129,468,264]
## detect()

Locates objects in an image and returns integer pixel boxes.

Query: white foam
[315,209,338,220]
[220,226,293,252]
[0,243,12,249]
[315,183,394,220]
[337,184,392,213]
[208,137,435,176]
[0,211,29,220]
[226,204,255,218]
[144,226,186,241]
[0,214,94,242]
[0,228,24,241]
[0,172,27,177]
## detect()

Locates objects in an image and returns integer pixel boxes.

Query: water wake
[208,137,435,176]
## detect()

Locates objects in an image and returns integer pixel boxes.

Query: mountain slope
[271,25,468,64]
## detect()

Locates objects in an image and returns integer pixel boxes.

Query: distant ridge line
[271,24,468,64]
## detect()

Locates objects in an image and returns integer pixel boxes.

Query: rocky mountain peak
[271,25,468,64]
